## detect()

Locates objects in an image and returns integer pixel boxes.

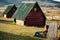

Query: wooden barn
[3,4,17,18]
[12,1,46,27]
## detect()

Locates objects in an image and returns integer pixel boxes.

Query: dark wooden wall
[7,5,17,18]
[24,3,46,27]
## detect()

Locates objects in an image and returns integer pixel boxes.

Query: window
[13,8,15,11]
[34,8,37,12]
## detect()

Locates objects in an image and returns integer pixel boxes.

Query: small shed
[12,1,46,27]
[3,4,17,18]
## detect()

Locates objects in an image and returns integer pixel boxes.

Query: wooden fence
[46,21,58,40]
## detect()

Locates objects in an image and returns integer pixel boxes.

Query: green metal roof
[3,4,14,14]
[12,1,36,20]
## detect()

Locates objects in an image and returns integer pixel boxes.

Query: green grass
[0,31,43,40]
[0,16,60,40]
[0,16,48,40]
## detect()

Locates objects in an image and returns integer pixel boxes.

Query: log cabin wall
[7,5,17,18]
[24,3,46,27]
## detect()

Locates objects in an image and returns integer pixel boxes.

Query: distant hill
[0,0,60,8]
[0,0,21,6]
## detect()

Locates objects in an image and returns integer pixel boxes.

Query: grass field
[0,15,60,40]
[0,16,48,40]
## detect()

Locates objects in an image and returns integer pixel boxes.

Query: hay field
[0,6,6,13]
[41,7,60,16]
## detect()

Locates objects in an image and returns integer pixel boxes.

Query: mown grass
[0,31,48,40]
[0,16,48,40]
[0,16,60,40]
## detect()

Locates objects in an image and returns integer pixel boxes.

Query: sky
[53,0,60,2]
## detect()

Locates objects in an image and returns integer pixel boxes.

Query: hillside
[0,0,60,8]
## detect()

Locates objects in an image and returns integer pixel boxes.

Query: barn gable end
[12,1,46,27]
[3,4,17,18]
[24,2,46,26]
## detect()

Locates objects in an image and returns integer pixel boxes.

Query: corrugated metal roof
[12,1,36,20]
[3,4,14,14]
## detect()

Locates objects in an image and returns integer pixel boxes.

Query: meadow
[0,14,60,40]
[0,16,48,40]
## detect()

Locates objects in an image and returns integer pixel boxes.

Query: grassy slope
[0,16,47,40]
[0,16,60,40]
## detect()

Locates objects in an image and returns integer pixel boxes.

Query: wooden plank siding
[24,3,45,26]
[7,5,17,18]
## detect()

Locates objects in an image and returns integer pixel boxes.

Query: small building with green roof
[12,1,46,27]
[3,4,17,18]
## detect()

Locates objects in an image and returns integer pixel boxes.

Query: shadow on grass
[0,31,42,40]
[0,19,13,24]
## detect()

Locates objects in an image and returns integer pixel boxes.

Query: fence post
[47,21,58,40]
